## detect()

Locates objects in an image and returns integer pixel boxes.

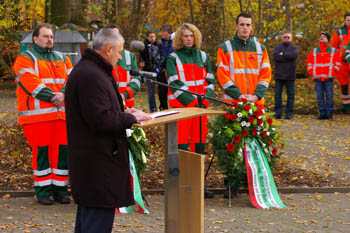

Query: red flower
[254,109,262,118]
[263,131,268,138]
[224,113,231,120]
[234,103,239,108]
[257,119,263,125]
[243,105,251,111]
[242,130,248,137]
[272,148,278,156]
[230,114,237,122]
[248,115,255,123]
[251,128,257,136]
[268,139,273,146]
[241,98,248,103]
[226,143,235,152]
[257,104,264,110]
[234,135,241,144]
[267,118,273,126]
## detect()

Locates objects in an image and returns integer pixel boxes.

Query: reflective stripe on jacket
[112,50,141,108]
[331,25,350,59]
[166,46,214,108]
[346,41,350,63]
[216,34,271,105]
[306,43,341,81]
[13,44,73,125]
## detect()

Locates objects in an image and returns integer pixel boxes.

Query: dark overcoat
[273,42,299,80]
[65,48,136,208]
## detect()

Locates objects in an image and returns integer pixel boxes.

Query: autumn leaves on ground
[0,78,349,192]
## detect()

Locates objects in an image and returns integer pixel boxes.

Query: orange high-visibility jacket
[166,46,214,108]
[112,50,141,108]
[306,43,341,81]
[331,25,350,60]
[217,34,271,105]
[13,44,73,125]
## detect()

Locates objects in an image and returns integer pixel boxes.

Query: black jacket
[65,48,137,208]
[140,39,164,72]
[273,42,298,80]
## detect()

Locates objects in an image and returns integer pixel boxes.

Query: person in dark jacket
[273,32,299,119]
[140,30,164,112]
[65,28,150,233]
[157,24,174,110]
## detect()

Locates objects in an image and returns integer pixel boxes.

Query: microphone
[129,70,157,78]
[130,40,145,51]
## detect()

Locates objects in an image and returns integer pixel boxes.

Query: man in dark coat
[273,32,299,119]
[65,28,150,233]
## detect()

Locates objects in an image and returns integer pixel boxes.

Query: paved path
[1,193,350,232]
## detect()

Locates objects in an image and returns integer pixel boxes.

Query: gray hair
[93,28,124,50]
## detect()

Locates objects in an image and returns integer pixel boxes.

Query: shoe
[204,189,214,199]
[317,115,327,120]
[53,194,70,204]
[274,115,281,119]
[285,115,292,119]
[37,196,53,205]
[326,115,333,120]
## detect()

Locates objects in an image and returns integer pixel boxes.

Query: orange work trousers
[23,120,68,197]
[177,116,208,153]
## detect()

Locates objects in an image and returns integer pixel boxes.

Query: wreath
[126,126,150,175]
[208,98,279,191]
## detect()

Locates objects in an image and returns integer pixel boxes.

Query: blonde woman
[166,23,214,198]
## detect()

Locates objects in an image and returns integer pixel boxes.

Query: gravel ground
[1,193,350,233]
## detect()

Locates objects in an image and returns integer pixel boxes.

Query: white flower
[239,102,243,105]
[126,129,133,137]
[258,116,262,119]
[246,122,251,127]
[249,109,253,114]
[141,151,147,164]
[241,121,246,127]
[272,128,276,131]
[237,112,243,117]
[262,109,265,114]
[264,149,269,153]
[267,132,270,136]
[257,131,260,135]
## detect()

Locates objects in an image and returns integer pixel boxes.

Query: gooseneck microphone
[129,70,157,78]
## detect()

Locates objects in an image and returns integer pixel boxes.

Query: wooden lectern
[137,107,225,233]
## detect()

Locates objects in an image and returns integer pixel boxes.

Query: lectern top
[134,107,225,127]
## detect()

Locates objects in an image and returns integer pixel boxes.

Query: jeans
[146,79,157,112]
[274,79,295,117]
[314,80,334,117]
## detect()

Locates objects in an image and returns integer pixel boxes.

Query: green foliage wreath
[208,99,279,191]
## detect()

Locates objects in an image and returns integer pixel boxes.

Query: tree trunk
[68,0,88,27]
[283,0,292,32]
[238,0,243,13]
[189,0,195,23]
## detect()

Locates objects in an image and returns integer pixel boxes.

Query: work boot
[53,194,70,204]
[204,189,214,199]
[37,196,53,205]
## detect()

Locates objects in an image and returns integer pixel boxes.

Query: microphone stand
[136,75,234,192]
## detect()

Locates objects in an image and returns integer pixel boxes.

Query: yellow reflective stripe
[52,168,69,176]
[32,84,46,97]
[53,180,69,186]
[34,179,52,187]
[34,168,52,176]
[18,107,64,116]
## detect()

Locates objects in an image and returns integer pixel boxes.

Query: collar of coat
[33,43,53,55]
[178,45,197,54]
[319,42,329,52]
[82,48,114,75]
[234,34,251,46]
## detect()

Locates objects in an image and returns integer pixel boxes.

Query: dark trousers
[314,80,334,117]
[274,79,295,117]
[146,79,157,112]
[158,72,169,110]
[74,205,115,233]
